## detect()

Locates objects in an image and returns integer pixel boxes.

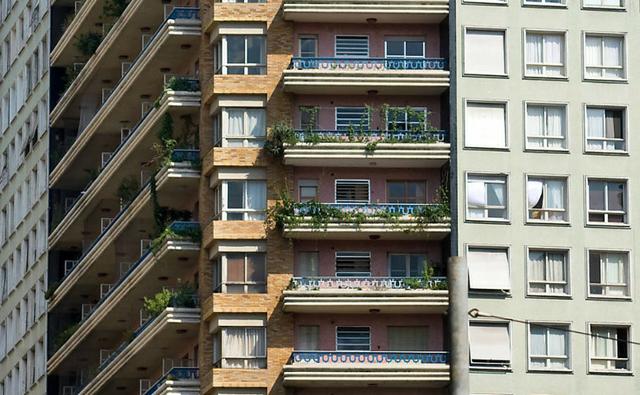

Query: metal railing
[293,129,449,143]
[290,57,448,71]
[290,276,447,290]
[294,203,438,217]
[143,367,199,395]
[170,149,200,163]
[290,351,449,364]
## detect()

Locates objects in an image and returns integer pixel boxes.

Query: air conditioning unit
[141,33,152,50]
[100,217,113,232]
[140,102,152,118]
[140,239,152,256]
[119,262,133,278]
[101,88,113,105]
[81,304,95,320]
[99,283,113,298]
[74,0,83,13]
[100,152,112,168]
[121,62,132,77]
[64,260,78,276]
[120,128,131,142]
[62,386,77,395]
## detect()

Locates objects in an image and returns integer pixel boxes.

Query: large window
[214,35,266,75]
[588,251,629,298]
[296,251,319,277]
[587,179,627,225]
[584,34,625,80]
[214,108,266,147]
[296,325,319,350]
[335,36,369,57]
[214,253,266,293]
[466,174,508,220]
[467,247,510,291]
[387,181,426,203]
[529,323,570,370]
[389,254,427,277]
[528,249,569,296]
[214,180,267,220]
[589,325,630,372]
[298,36,317,58]
[585,107,626,152]
[335,179,369,203]
[524,31,566,77]
[583,0,624,8]
[299,106,319,130]
[464,29,506,76]
[526,177,567,222]
[385,38,425,59]
[464,102,507,148]
[298,179,319,202]
[336,251,370,277]
[336,327,370,351]
[386,107,426,132]
[336,107,369,131]
[525,104,566,150]
[214,327,266,369]
[388,326,428,351]
[469,322,511,368]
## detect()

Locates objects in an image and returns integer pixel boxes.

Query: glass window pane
[247,254,266,283]
[386,40,404,57]
[227,36,246,64]
[588,181,605,210]
[299,37,317,57]
[409,255,426,276]
[389,255,406,277]
[246,36,266,64]
[227,182,244,209]
[406,41,424,57]
[387,182,405,203]
[227,254,245,282]
[607,182,625,211]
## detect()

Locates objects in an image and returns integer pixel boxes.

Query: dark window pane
[589,181,605,210]
[227,182,244,209]
[589,253,601,285]
[607,182,625,211]
[227,36,246,64]
[227,253,245,282]
[246,36,265,64]
[406,41,424,57]
[605,110,623,139]
[386,41,404,56]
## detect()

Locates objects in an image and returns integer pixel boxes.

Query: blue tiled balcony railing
[294,203,439,217]
[290,57,448,71]
[170,149,200,163]
[290,276,447,291]
[290,351,449,365]
[293,129,449,143]
[144,367,199,395]
[167,6,200,20]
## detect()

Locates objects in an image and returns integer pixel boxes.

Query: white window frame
[586,249,631,299]
[582,0,625,10]
[214,326,267,369]
[463,27,508,77]
[334,179,370,204]
[336,326,371,351]
[216,180,267,221]
[384,37,426,59]
[385,107,427,132]
[582,33,626,81]
[298,35,318,58]
[526,247,571,297]
[525,175,569,223]
[527,322,571,372]
[463,100,508,149]
[585,178,628,226]
[523,30,567,78]
[524,102,568,151]
[216,35,267,75]
[587,323,631,374]
[388,253,428,277]
[583,105,627,153]
[465,173,509,222]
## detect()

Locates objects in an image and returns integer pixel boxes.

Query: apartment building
[455,0,640,394]
[0,0,49,392]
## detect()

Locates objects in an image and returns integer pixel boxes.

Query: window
[588,251,629,298]
[525,104,567,150]
[336,107,369,131]
[335,36,368,57]
[583,0,623,8]
[296,251,319,277]
[589,325,630,372]
[587,179,627,224]
[526,177,567,222]
[584,34,625,80]
[214,327,266,368]
[215,180,267,220]
[464,102,507,148]
[298,180,318,202]
[466,175,508,220]
[215,35,266,75]
[467,248,510,291]
[524,0,565,5]
[219,108,266,147]
[386,107,426,132]
[335,251,370,277]
[222,0,266,3]
[529,323,570,370]
[387,181,426,203]
[469,322,511,367]
[388,326,428,351]
[335,179,369,203]
[336,327,370,351]
[296,325,319,350]
[299,36,317,58]
[525,31,566,77]
[585,107,625,152]
[389,254,427,277]
[385,37,425,58]
[214,253,266,293]
[299,106,318,130]
[464,29,506,76]
[528,249,569,295]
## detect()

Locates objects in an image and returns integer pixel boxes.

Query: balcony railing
[290,351,449,365]
[144,367,199,395]
[294,203,439,217]
[290,276,447,291]
[289,57,448,71]
[293,129,449,143]
[170,149,200,163]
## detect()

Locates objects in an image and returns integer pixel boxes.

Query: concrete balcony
[279,203,450,240]
[283,351,449,387]
[283,57,449,95]
[143,367,199,395]
[283,130,450,168]
[283,276,448,314]
[47,228,200,374]
[79,307,200,395]
[283,0,448,24]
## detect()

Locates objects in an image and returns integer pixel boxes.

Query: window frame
[335,326,371,351]
[216,35,267,75]
[523,0,567,7]
[525,175,569,224]
[388,253,428,277]
[586,249,631,300]
[214,326,267,369]
[524,101,568,152]
[384,37,426,59]
[582,0,625,10]
[298,35,318,58]
[463,27,508,77]
[583,104,628,154]
[587,322,631,374]
[469,320,512,369]
[466,245,511,292]
[335,107,370,131]
[463,99,509,150]
[385,107,427,132]
[465,173,509,222]
[215,107,267,148]
[527,322,572,372]
[215,179,267,221]
[585,177,628,226]
[385,180,427,204]
[335,251,371,277]
[526,247,571,297]
[523,29,568,79]
[582,32,627,82]
[214,252,267,294]
[334,179,370,204]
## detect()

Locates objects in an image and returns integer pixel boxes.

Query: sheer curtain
[227,110,244,137]
[222,327,266,368]
[547,327,568,368]
[526,34,543,75]
[530,325,547,368]
[605,253,626,296]
[546,180,565,220]
[603,37,623,78]
[296,326,319,351]
[586,108,605,150]
[527,180,543,210]
[591,327,616,369]
[246,181,266,220]
[546,106,565,148]
[547,252,566,294]
[544,34,564,76]
[528,251,546,293]
[584,36,602,78]
[247,109,266,147]
[526,105,544,148]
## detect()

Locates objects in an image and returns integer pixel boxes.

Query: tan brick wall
[203,147,268,176]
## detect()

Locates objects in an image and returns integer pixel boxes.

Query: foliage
[63,64,83,91]
[150,223,201,253]
[117,176,139,206]
[103,0,127,17]
[404,263,448,290]
[165,77,199,92]
[143,284,197,317]
[44,282,60,300]
[152,113,176,167]
[264,121,298,158]
[54,323,80,350]
[74,32,102,56]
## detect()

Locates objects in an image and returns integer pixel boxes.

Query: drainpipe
[448,256,469,395]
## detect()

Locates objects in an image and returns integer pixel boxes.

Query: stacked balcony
[48,0,202,393]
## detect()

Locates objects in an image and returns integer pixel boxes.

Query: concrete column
[448,256,469,395]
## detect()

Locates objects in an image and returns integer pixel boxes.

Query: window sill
[588,369,632,376]
[587,295,632,302]
[581,6,626,11]
[583,77,628,84]
[526,293,572,300]
[585,222,630,229]
[522,3,567,8]
[527,368,572,374]
[462,0,508,5]
[462,73,509,79]
[523,75,568,81]
[469,289,511,298]
[470,366,512,372]
[465,218,510,225]
[524,147,569,154]
[463,146,510,152]
[525,220,570,227]
[584,149,628,156]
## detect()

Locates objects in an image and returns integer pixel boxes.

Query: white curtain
[584,36,602,78]
[530,325,547,367]
[465,103,506,148]
[526,105,544,148]
[546,180,565,220]
[78,94,98,132]
[592,327,616,369]
[468,248,510,290]
[605,253,626,296]
[546,106,565,148]
[247,109,266,137]
[222,327,266,368]
[548,253,566,293]
[547,327,568,368]
[528,251,546,293]
[526,34,543,75]
[227,110,245,137]
[587,108,605,150]
[246,181,266,211]
[527,180,543,209]
[543,34,564,76]
[603,37,623,78]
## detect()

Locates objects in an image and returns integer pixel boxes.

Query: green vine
[264,121,297,158]
[117,176,139,206]
[143,285,197,317]
[149,224,201,253]
[74,32,103,56]
[153,113,177,167]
